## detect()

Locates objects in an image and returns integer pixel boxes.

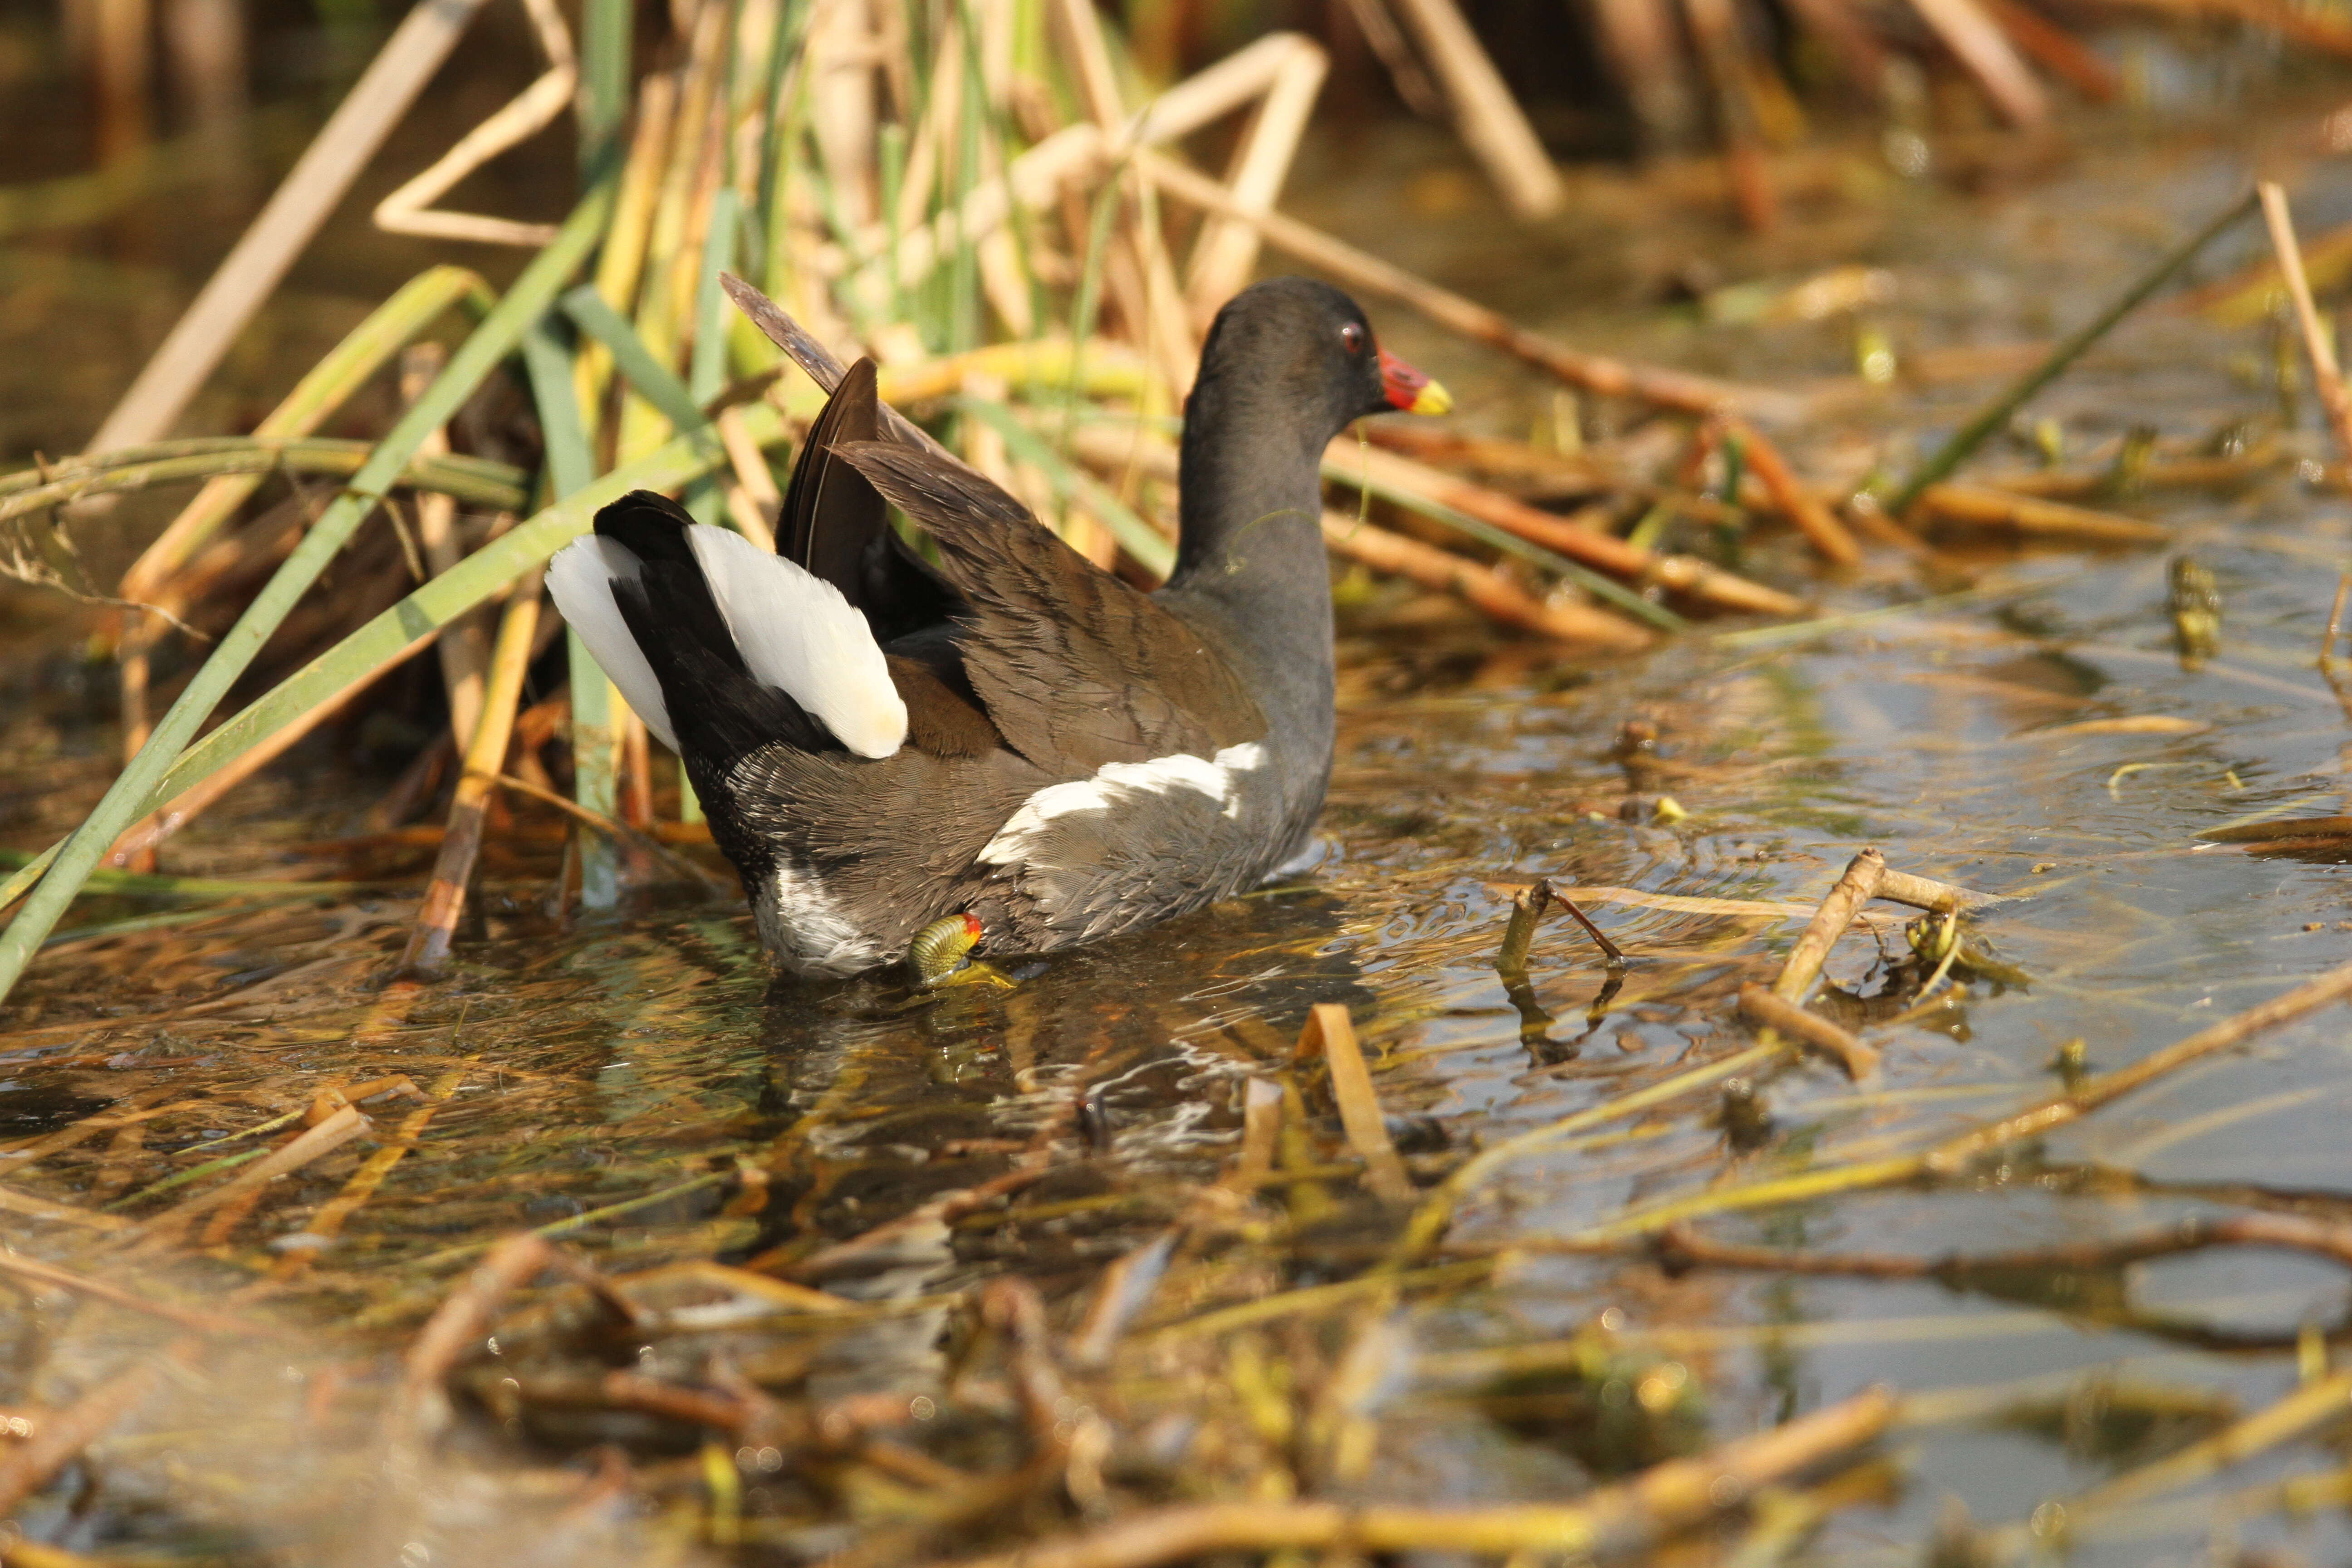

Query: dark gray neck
[1157,391,1337,832]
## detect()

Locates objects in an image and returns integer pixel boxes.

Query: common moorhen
[548,278,1449,979]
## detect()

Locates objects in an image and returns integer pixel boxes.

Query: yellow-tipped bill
[1378,348,1451,416]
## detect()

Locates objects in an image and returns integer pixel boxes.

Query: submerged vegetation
[11,0,2352,1563]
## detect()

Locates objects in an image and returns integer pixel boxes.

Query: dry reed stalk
[1771,848,1884,1002]
[1873,867,1994,912]
[808,0,881,225]
[624,9,727,466]
[372,0,576,246]
[906,1387,1895,1568]
[1135,147,1804,426]
[1052,0,1198,400]
[1320,511,1654,650]
[399,344,492,750]
[269,1066,467,1282]
[1912,482,2171,544]
[1297,1004,1414,1203]
[1738,984,1879,1080]
[1182,37,1328,324]
[577,70,680,446]
[1901,0,2049,125]
[0,1338,201,1517]
[716,407,784,546]
[0,1250,255,1334]
[86,0,495,453]
[130,1103,370,1244]
[1386,0,1563,220]
[1730,419,1860,565]
[2258,181,2352,469]
[1652,1210,2352,1282]
[1328,436,1806,614]
[1236,1077,1283,1187]
[397,571,545,977]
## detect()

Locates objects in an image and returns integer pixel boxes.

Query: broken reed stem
[1884,189,2259,517]
[1912,482,2172,544]
[1730,417,1860,566]
[270,1065,466,1282]
[2328,572,2352,666]
[906,1387,1895,1568]
[1328,439,1805,617]
[1320,511,1653,649]
[129,1103,369,1242]
[2258,181,2352,470]
[1772,848,1885,1001]
[1298,1003,1413,1204]
[1737,984,1878,1080]
[1495,878,1550,973]
[397,569,546,977]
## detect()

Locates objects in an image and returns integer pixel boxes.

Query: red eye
[1339,322,1366,353]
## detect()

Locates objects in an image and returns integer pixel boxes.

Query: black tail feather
[779,358,959,644]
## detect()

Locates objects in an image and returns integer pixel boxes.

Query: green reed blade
[0,183,615,1005]
[577,0,632,185]
[521,318,620,908]
[561,284,707,431]
[1881,189,2258,517]
[690,188,743,408]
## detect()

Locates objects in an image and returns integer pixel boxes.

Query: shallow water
[10,29,2352,1568]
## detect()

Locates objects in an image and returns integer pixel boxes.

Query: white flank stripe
[546,536,679,750]
[980,742,1265,868]
[762,862,881,974]
[686,525,908,759]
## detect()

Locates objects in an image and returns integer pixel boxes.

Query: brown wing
[833,440,1264,774]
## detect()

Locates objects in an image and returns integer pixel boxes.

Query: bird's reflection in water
[735,890,1369,1396]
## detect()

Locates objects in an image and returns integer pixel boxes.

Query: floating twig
[1298,1004,1414,1204]
[1737,985,1880,1080]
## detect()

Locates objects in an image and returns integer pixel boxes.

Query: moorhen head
[548,277,1449,980]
